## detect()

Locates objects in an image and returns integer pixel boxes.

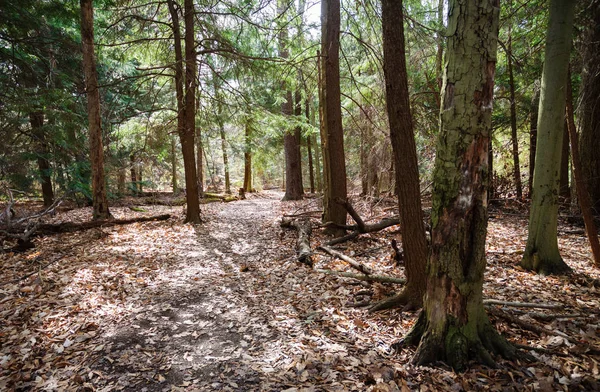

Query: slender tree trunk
[435,0,444,93]
[566,72,600,267]
[521,0,575,275]
[117,167,125,195]
[80,0,110,220]
[137,163,143,193]
[381,0,428,309]
[507,18,522,199]
[243,119,252,192]
[579,0,600,215]
[404,0,514,370]
[30,111,54,207]
[196,127,204,197]
[317,51,328,197]
[560,120,570,201]
[171,135,178,193]
[321,0,347,234]
[168,0,200,223]
[528,87,540,198]
[220,123,231,194]
[130,153,137,195]
[307,136,315,194]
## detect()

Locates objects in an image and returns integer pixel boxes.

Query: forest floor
[1,191,600,391]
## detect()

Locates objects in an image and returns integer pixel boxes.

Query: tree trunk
[506,16,522,199]
[306,98,315,194]
[118,167,126,195]
[196,127,204,197]
[220,122,231,195]
[243,119,252,192]
[168,0,200,223]
[404,0,515,370]
[381,0,428,309]
[560,120,570,201]
[80,0,110,220]
[579,1,600,216]
[566,73,600,267]
[130,153,137,195]
[435,0,444,93]
[30,111,54,207]
[171,135,178,193]
[521,0,575,275]
[279,1,303,201]
[321,0,347,235]
[528,86,540,198]
[137,163,143,193]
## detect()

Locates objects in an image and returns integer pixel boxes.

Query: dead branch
[281,218,313,266]
[483,299,562,309]
[3,214,171,239]
[318,245,373,275]
[487,307,570,338]
[316,269,406,284]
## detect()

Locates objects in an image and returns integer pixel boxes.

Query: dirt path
[86,191,382,391]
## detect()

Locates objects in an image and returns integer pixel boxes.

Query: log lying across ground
[325,198,400,246]
[281,217,313,266]
[318,245,373,275]
[3,214,171,237]
[316,269,406,284]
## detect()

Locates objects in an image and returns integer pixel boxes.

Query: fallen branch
[281,218,313,266]
[316,269,406,284]
[487,307,569,338]
[4,214,171,238]
[483,300,562,309]
[318,245,372,275]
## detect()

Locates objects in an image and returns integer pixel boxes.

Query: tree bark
[560,120,570,200]
[80,0,110,220]
[579,0,600,216]
[404,0,514,370]
[528,87,540,198]
[506,16,522,199]
[566,73,600,267]
[196,127,204,197]
[171,135,178,193]
[168,0,201,223]
[30,111,54,207]
[243,119,252,192]
[521,0,575,275]
[382,0,428,309]
[321,0,347,235]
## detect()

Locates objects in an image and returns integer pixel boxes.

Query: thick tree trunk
[528,87,540,198]
[521,0,575,275]
[579,1,600,216]
[321,0,347,235]
[381,0,428,309]
[279,2,303,201]
[243,120,252,192]
[168,0,200,223]
[507,20,522,199]
[30,111,54,207]
[404,0,514,370]
[566,74,600,267]
[80,0,110,220]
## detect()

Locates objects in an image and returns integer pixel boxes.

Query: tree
[167,0,201,223]
[521,0,575,275]
[80,0,110,220]
[320,0,347,234]
[579,0,600,216]
[379,0,428,309]
[402,0,515,370]
[279,0,303,201]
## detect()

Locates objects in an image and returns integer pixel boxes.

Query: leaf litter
[0,191,599,391]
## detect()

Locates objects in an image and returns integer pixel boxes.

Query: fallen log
[318,245,372,275]
[316,269,406,284]
[483,299,562,310]
[3,214,171,237]
[281,218,313,266]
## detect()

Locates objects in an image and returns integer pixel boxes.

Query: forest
[1,0,600,390]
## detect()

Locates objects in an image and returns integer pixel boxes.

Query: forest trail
[3,192,600,391]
